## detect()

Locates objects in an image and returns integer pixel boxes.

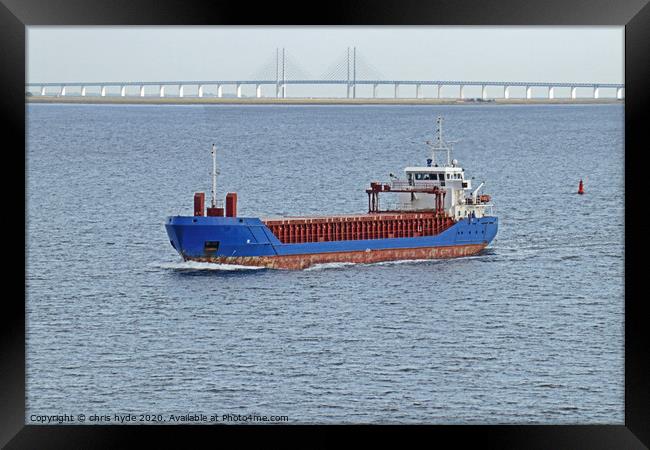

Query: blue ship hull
[165,215,498,269]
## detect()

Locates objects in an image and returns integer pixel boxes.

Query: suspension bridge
[26,47,624,100]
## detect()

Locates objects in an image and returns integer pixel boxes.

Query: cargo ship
[165,117,498,269]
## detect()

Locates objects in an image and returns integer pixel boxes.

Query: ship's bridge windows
[414,173,437,181]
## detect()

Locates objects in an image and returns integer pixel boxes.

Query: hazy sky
[26,27,623,97]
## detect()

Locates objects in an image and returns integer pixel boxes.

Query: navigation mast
[211,144,218,208]
[426,116,453,166]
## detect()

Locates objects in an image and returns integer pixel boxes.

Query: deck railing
[387,180,440,191]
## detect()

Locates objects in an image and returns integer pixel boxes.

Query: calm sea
[26,103,624,424]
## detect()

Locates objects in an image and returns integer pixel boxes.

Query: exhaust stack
[193,192,205,216]
[226,192,238,217]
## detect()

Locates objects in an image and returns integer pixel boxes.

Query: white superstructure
[394,117,493,218]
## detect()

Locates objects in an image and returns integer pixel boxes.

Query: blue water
[26,103,624,424]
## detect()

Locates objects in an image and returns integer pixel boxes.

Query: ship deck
[262,210,441,225]
[262,210,455,244]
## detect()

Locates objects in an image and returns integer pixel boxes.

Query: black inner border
[2,0,648,447]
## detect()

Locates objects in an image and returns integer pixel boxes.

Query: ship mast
[211,143,218,208]
[426,116,453,166]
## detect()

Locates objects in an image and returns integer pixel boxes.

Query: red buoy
[578,179,585,195]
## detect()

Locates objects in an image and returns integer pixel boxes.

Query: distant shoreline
[26,96,623,106]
